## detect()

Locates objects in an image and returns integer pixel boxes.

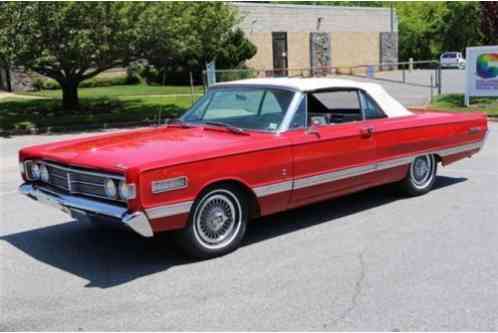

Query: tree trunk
[61,81,79,110]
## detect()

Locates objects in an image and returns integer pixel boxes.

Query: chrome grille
[42,162,124,202]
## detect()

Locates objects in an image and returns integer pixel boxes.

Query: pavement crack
[328,250,367,328]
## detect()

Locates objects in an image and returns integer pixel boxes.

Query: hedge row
[32,72,141,90]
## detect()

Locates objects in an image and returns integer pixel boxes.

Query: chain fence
[203,60,443,98]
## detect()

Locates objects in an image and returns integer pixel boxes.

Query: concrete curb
[0,120,158,137]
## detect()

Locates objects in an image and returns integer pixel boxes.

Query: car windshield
[181,87,295,132]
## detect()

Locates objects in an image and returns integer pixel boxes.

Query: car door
[355,89,413,187]
[283,89,376,208]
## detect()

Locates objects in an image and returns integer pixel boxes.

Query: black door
[272,32,288,77]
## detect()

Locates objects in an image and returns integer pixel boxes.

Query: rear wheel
[175,185,248,259]
[400,154,437,196]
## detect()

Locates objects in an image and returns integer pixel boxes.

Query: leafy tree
[437,2,481,54]
[395,2,446,61]
[135,2,197,79]
[480,1,498,45]
[141,2,256,82]
[0,2,145,109]
[217,28,257,69]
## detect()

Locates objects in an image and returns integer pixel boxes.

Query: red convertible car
[19,78,488,258]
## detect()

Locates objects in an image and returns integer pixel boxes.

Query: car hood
[21,126,274,173]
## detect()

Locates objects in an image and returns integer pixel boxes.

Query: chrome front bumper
[19,183,153,237]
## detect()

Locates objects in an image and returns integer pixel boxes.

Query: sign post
[367,65,374,78]
[465,45,498,106]
[206,61,216,87]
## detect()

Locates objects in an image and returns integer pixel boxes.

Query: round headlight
[104,179,117,198]
[31,163,41,180]
[40,164,49,182]
[119,180,130,200]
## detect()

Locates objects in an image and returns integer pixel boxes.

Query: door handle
[306,125,321,138]
[360,127,374,138]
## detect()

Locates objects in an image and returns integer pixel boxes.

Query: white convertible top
[213,78,413,118]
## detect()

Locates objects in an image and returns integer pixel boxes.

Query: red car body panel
[19,109,488,234]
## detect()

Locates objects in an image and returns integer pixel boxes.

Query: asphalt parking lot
[1,122,497,330]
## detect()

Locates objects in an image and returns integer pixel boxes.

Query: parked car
[440,51,466,69]
[19,78,488,258]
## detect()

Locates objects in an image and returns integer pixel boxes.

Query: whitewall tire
[400,154,437,196]
[176,184,248,259]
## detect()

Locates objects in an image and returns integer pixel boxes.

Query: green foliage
[0,93,196,131]
[396,2,443,60]
[390,2,482,61]
[216,69,258,83]
[437,2,481,54]
[431,94,498,117]
[0,2,252,108]
[480,2,498,45]
[21,84,203,99]
[139,3,257,84]
[217,29,258,69]
[31,72,140,91]
[32,77,59,91]
[0,2,145,108]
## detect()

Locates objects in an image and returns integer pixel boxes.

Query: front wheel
[175,185,248,259]
[399,154,437,196]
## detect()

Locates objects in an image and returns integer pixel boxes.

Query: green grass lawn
[431,94,498,117]
[1,85,201,132]
[19,84,204,99]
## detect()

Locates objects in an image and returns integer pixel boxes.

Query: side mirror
[306,123,321,138]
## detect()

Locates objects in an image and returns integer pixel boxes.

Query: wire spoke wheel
[193,190,243,250]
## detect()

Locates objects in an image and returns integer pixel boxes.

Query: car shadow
[1,176,466,289]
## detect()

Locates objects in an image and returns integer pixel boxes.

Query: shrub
[14,121,35,130]
[32,77,60,90]
[31,71,140,91]
[217,68,258,83]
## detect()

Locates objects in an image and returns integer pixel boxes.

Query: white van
[440,52,466,69]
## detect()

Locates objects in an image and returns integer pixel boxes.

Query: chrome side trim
[435,141,483,157]
[252,139,485,197]
[151,176,189,194]
[145,201,194,219]
[253,180,293,197]
[19,183,153,237]
[293,164,375,190]
[377,156,415,171]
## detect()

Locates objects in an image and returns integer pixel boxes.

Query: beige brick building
[231,2,398,72]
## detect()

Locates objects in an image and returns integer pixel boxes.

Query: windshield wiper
[204,121,248,135]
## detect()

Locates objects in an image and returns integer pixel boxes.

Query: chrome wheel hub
[206,208,229,232]
[414,158,429,180]
[193,191,242,249]
[410,155,435,188]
